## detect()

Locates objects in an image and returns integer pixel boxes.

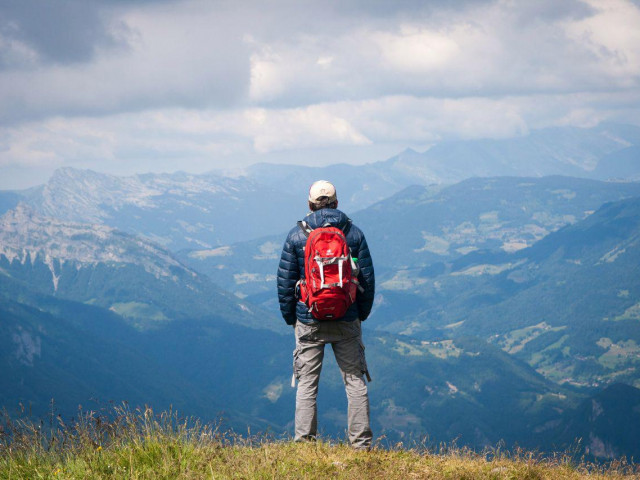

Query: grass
[1,406,638,479]
[109,302,169,323]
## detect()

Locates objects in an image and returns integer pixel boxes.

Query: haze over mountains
[243,122,640,210]
[2,124,640,459]
[4,123,639,248]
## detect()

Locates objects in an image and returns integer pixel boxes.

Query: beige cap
[308,180,337,206]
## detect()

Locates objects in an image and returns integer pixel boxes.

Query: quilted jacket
[277,208,375,325]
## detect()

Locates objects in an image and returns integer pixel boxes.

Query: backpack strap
[298,218,352,236]
[342,218,352,236]
[297,220,313,238]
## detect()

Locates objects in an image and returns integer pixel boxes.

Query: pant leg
[331,322,372,450]
[294,324,325,441]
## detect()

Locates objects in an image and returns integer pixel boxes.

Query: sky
[1,0,639,189]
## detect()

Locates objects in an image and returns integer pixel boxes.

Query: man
[276,180,375,450]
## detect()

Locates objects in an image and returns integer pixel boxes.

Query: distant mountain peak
[51,165,103,177]
[392,147,423,161]
[401,147,420,155]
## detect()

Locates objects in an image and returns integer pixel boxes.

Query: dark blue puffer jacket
[277,208,375,325]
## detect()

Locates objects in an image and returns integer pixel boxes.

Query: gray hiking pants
[293,319,372,449]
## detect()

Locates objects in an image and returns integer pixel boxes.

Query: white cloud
[372,25,462,73]
[4,89,634,170]
[244,0,640,106]
[0,105,371,171]
[564,0,640,81]
[246,107,371,153]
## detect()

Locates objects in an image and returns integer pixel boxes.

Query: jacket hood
[304,208,350,230]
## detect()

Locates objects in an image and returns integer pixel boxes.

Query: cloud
[3,89,634,172]
[3,0,639,118]
[372,26,461,73]
[243,0,640,110]
[246,107,371,153]
[564,0,640,81]
[0,0,124,67]
[0,103,371,172]
[1,0,640,188]
[0,1,250,124]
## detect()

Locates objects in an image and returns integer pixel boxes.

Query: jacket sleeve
[355,233,375,321]
[277,230,300,325]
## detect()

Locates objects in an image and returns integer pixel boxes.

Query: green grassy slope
[2,408,637,479]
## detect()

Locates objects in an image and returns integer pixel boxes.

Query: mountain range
[2,123,640,459]
[242,122,640,204]
[3,123,639,252]
[14,168,301,250]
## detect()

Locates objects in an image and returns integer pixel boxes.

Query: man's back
[277,207,375,326]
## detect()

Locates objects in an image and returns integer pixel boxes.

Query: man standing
[277,180,375,450]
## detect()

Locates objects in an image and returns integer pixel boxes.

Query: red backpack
[297,220,360,320]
